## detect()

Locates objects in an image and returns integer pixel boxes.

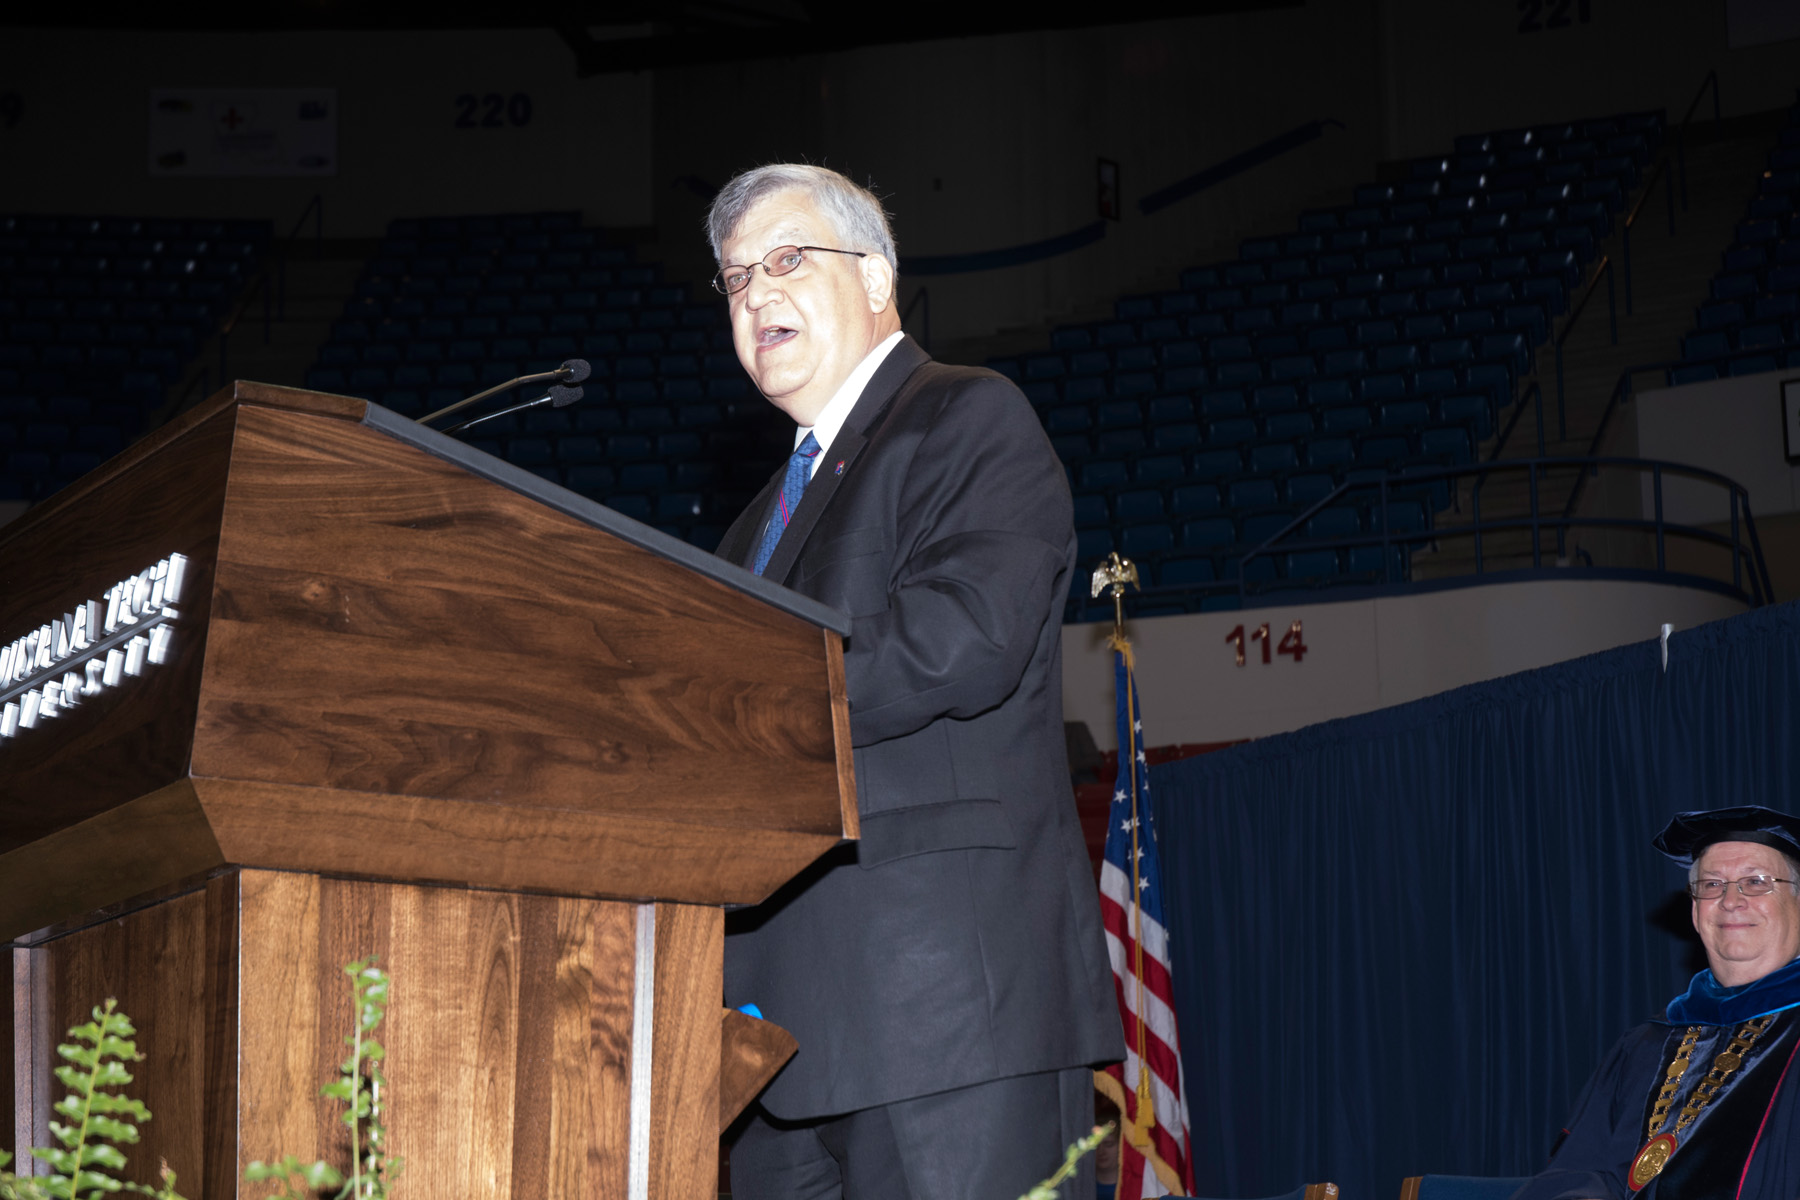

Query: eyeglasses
[711,245,867,296]
[1688,875,1798,900]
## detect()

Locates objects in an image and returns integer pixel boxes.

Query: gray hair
[706,164,898,274]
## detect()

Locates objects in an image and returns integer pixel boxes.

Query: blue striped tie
[752,432,821,577]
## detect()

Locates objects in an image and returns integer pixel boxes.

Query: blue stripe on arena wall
[902,220,1110,276]
[897,118,1341,276]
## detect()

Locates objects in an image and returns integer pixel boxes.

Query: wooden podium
[0,383,856,1199]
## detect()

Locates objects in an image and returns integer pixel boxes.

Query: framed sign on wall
[1783,377,1800,464]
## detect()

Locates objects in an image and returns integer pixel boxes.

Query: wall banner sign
[148,88,337,177]
[0,553,188,742]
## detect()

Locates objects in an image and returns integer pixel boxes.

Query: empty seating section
[990,112,1662,615]
[1669,92,1800,385]
[304,213,769,552]
[0,215,268,501]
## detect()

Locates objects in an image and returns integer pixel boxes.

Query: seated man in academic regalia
[1514,806,1800,1200]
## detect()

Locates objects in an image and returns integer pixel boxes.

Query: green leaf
[87,1095,150,1119]
[298,1161,343,1190]
[84,1118,140,1145]
[55,1046,98,1070]
[81,1145,128,1171]
[73,1167,124,1192]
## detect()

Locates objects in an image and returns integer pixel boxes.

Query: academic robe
[1513,960,1800,1200]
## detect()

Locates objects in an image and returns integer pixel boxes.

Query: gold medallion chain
[1643,1016,1775,1144]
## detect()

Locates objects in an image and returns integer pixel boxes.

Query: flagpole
[1090,553,1155,1131]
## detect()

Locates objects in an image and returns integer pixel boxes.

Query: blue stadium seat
[1136,453,1186,483]
[1307,505,1362,539]
[1149,395,1195,424]
[1115,489,1165,521]
[1359,434,1412,465]
[1284,549,1342,582]
[1439,393,1495,440]
[1254,383,1301,411]
[1250,442,1300,472]
[1241,510,1296,546]
[1076,527,1113,561]
[1191,448,1244,477]
[1285,472,1336,506]
[1171,483,1222,514]
[1121,523,1174,555]
[1159,555,1217,587]
[1307,435,1355,467]
[1201,389,1248,417]
[1080,459,1131,489]
[1208,417,1258,445]
[1183,517,1238,550]
[1264,410,1315,440]
[1421,425,1474,464]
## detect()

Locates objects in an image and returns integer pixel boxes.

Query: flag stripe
[1098,646,1194,1197]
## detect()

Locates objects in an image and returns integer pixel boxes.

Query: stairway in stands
[0,215,270,505]
[988,111,1665,618]
[1415,108,1788,580]
[165,240,379,417]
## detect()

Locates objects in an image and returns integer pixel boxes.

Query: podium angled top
[0,382,857,941]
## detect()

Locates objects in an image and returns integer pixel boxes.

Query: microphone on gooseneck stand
[442,383,584,436]
[417,359,592,427]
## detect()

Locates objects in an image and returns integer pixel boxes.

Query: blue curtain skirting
[1150,601,1800,1200]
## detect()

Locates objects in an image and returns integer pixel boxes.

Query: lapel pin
[834,460,847,476]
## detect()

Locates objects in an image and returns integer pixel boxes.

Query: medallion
[1629,1133,1678,1190]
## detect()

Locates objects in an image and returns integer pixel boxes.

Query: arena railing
[1062,455,1771,621]
[1224,455,1773,608]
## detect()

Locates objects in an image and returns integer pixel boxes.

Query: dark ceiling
[5,0,1300,74]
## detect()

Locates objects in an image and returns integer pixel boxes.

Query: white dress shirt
[795,330,906,478]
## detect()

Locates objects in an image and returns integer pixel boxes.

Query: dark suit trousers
[729,1066,1096,1200]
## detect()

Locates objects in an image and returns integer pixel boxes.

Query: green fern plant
[0,999,185,1200]
[246,956,402,1200]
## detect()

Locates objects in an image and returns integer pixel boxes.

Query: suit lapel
[759,336,929,585]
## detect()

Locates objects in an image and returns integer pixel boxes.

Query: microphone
[417,359,591,426]
[442,383,583,436]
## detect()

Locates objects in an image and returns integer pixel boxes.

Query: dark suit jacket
[717,336,1123,1120]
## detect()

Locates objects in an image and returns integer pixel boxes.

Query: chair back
[1398,1174,1529,1200]
[1170,1184,1339,1200]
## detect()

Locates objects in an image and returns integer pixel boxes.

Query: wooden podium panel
[0,382,857,939]
[8,869,718,1200]
[2,383,850,1199]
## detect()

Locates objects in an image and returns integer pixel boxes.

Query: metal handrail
[170,365,212,412]
[1172,455,1774,609]
[1621,154,1676,315]
[217,269,273,383]
[218,193,324,383]
[1559,361,1675,520]
[1487,378,1543,462]
[1676,71,1722,212]
[1554,256,1617,435]
[274,192,325,322]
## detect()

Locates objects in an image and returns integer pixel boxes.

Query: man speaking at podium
[708,164,1122,1200]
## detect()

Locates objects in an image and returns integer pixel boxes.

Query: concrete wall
[1064,577,1744,749]
[651,5,1388,344]
[4,5,1799,323]
[0,28,653,236]
[1377,0,1800,161]
[1635,368,1800,523]
[653,0,1800,345]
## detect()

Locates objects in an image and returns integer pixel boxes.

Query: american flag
[1095,644,1195,1198]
